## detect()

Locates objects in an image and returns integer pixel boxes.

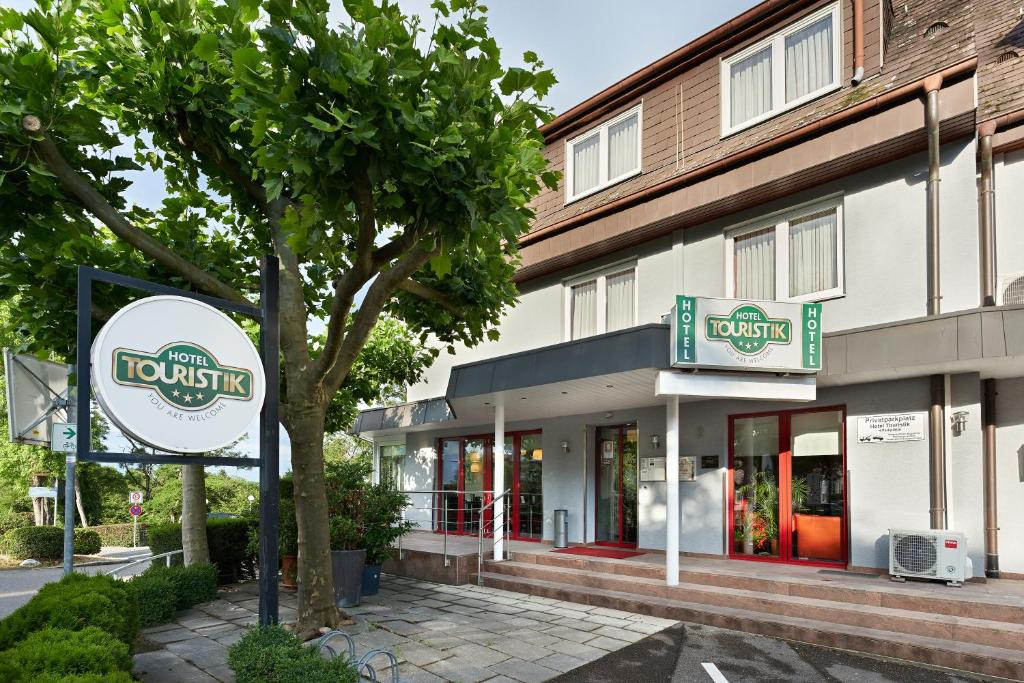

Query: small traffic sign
[129,491,144,504]
[129,504,143,517]
[51,422,76,453]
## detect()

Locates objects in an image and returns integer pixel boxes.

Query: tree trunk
[74,475,88,527]
[287,405,347,634]
[31,473,49,526]
[181,464,210,565]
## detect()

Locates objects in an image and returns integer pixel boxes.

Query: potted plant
[736,471,780,555]
[361,483,413,596]
[279,497,299,589]
[325,457,373,608]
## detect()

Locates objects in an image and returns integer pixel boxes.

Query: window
[565,105,642,203]
[726,199,844,302]
[565,263,637,340]
[378,443,404,489]
[721,3,841,135]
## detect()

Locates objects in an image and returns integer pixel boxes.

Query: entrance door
[595,424,638,547]
[729,407,846,565]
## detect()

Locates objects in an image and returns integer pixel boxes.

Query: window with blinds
[565,105,642,203]
[565,265,637,340]
[728,200,844,303]
[721,3,840,135]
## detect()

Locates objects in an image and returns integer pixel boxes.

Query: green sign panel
[704,304,792,355]
[113,342,254,411]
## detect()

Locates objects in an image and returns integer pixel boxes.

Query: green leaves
[193,33,219,62]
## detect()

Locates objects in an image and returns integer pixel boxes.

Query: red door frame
[727,404,848,567]
[434,430,542,541]
[594,424,638,548]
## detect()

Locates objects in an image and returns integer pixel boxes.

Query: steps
[479,552,1024,681]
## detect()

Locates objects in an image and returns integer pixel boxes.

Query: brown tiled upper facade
[522,0,1023,255]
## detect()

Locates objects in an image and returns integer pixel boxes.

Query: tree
[0,0,555,631]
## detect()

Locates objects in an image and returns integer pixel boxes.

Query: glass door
[516,433,544,540]
[595,424,638,547]
[463,438,488,535]
[729,407,846,565]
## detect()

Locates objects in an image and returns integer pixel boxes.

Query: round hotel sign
[91,296,265,453]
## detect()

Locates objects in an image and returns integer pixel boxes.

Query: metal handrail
[396,489,501,568]
[104,549,183,579]
[478,489,512,585]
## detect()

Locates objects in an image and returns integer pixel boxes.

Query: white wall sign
[856,413,926,443]
[671,295,822,373]
[639,456,666,482]
[91,296,265,453]
[28,486,57,498]
[51,422,76,453]
[679,455,696,482]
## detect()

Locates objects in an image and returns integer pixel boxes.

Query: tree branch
[25,120,248,306]
[397,279,467,317]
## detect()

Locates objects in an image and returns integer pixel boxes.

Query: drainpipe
[978,121,997,307]
[923,75,947,530]
[983,378,999,577]
[852,0,865,84]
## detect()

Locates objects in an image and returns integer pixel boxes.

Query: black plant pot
[362,563,382,596]
[331,549,366,608]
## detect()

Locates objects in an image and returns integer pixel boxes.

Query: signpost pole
[258,256,280,626]
[66,267,91,575]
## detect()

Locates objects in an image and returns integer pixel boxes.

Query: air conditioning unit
[889,529,972,586]
[997,272,1024,306]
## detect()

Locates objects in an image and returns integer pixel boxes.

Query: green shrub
[74,529,102,555]
[3,526,63,559]
[144,563,218,609]
[0,627,131,680]
[228,626,360,683]
[90,524,145,548]
[147,519,257,582]
[0,509,32,536]
[145,523,183,561]
[131,573,176,627]
[0,573,138,650]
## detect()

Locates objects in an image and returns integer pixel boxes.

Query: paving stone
[194,623,243,638]
[178,644,230,670]
[166,636,223,655]
[414,599,453,609]
[378,619,428,636]
[142,622,184,634]
[590,625,646,642]
[133,650,219,683]
[544,640,607,661]
[425,656,496,683]
[542,625,600,644]
[393,641,449,667]
[533,652,587,674]
[500,616,543,628]
[488,638,553,662]
[352,628,408,650]
[486,603,525,615]
[212,630,245,646]
[584,634,633,651]
[394,663,446,682]
[519,632,562,648]
[580,614,632,628]
[486,657,559,683]
[442,603,486,615]
[549,617,601,631]
[446,642,511,667]
[626,613,678,627]
[622,619,670,635]
[588,606,637,619]
[204,664,235,683]
[146,627,200,644]
[420,633,468,651]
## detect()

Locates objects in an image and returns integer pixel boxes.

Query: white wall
[948,373,986,572]
[994,149,1024,299]
[995,377,1024,575]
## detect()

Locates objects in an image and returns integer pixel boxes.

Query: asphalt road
[551,621,988,683]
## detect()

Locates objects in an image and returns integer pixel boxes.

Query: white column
[371,444,380,485]
[665,396,680,586]
[493,403,505,561]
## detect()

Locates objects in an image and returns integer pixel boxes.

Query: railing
[478,489,512,586]
[104,549,183,579]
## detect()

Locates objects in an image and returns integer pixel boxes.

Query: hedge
[0,509,32,537]
[228,626,360,683]
[0,526,104,560]
[0,574,138,650]
[74,530,101,555]
[142,563,218,609]
[90,524,145,548]
[148,518,257,583]
[0,627,131,681]
[131,573,176,628]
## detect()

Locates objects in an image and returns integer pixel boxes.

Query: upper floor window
[565,104,642,203]
[726,198,844,302]
[721,3,841,136]
[565,263,637,340]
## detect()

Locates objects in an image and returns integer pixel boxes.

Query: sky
[5,0,760,481]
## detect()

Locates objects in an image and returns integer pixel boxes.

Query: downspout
[978,121,997,307]
[983,378,999,577]
[924,74,947,530]
[852,0,865,84]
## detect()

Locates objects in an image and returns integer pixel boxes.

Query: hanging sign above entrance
[91,296,265,454]
[671,296,822,373]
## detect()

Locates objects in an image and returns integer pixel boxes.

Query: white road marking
[702,662,730,683]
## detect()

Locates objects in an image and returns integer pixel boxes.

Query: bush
[3,526,63,559]
[131,573,176,627]
[0,627,131,680]
[74,530,102,555]
[0,509,32,536]
[90,524,145,548]
[147,519,257,583]
[0,573,138,650]
[143,563,218,609]
[228,626,360,683]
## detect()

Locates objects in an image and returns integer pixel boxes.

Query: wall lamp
[651,434,661,449]
[951,410,969,436]
[561,440,570,453]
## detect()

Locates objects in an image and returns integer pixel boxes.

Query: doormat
[552,547,645,559]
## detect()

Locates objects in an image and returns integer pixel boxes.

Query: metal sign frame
[4,348,72,445]
[68,259,280,626]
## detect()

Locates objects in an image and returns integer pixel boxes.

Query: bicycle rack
[315,631,399,682]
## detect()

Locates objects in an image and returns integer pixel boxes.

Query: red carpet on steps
[552,547,645,559]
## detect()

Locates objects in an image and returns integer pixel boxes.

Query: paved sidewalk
[132,575,678,682]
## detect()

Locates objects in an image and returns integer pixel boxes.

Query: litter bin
[554,509,568,548]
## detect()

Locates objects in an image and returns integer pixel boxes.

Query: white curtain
[571,280,597,339]
[605,270,635,332]
[608,114,639,180]
[730,46,772,127]
[735,228,776,299]
[785,15,833,103]
[789,209,838,297]
[572,134,600,196]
